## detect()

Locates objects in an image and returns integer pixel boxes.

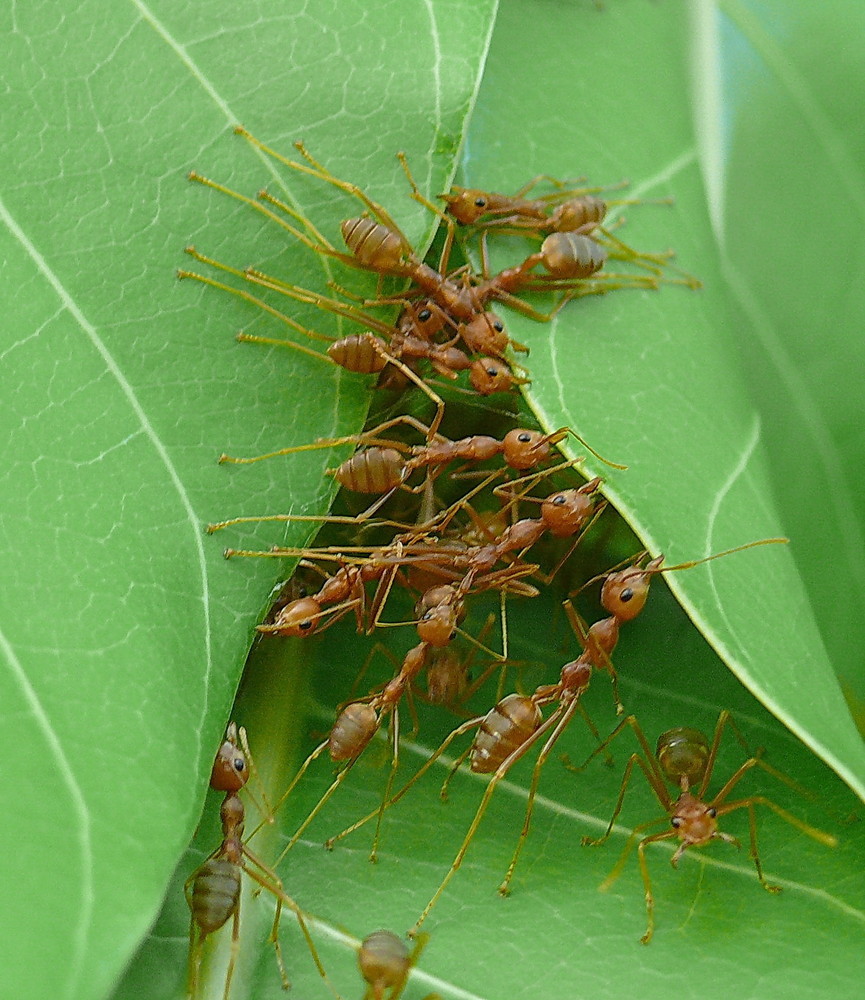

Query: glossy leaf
[121,2,865,1000]
[457,0,865,796]
[0,2,495,999]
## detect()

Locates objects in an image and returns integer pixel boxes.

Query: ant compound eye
[620,587,634,603]
[518,432,532,443]
[671,816,683,828]
[419,308,432,322]
[233,756,246,774]
[493,319,504,332]
[474,196,487,208]
[707,807,717,818]
[553,494,566,506]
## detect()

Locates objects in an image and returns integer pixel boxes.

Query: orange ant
[563,538,789,713]
[179,251,529,440]
[195,131,662,325]
[571,711,838,943]
[185,723,341,1000]
[218,415,620,510]
[326,649,600,933]
[358,930,440,1000]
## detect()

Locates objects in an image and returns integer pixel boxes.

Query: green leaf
[7,1,864,1000]
[121,2,865,999]
[1,2,495,999]
[456,0,865,797]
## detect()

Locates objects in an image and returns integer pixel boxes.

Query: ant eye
[485,366,497,376]
[299,619,314,631]
[620,587,634,603]
[233,756,246,773]
[553,494,566,506]
[518,432,532,443]
[671,816,683,828]
[474,197,487,208]
[493,319,504,331]
[707,807,717,818]
[419,308,432,321]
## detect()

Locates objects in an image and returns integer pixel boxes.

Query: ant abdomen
[327,334,389,374]
[190,857,241,935]
[335,448,406,493]
[540,231,606,278]
[426,650,467,706]
[656,727,710,786]
[358,929,410,995]
[329,702,379,761]
[471,693,542,773]
[341,217,406,272]
[548,195,607,233]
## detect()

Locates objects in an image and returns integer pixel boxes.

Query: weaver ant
[358,930,439,1000]
[325,647,600,933]
[573,711,838,943]
[185,724,339,1000]
[218,414,619,513]
[564,538,789,712]
[201,132,662,324]
[180,251,528,442]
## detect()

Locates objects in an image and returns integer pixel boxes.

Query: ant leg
[241,858,345,1000]
[369,707,401,862]
[636,830,677,945]
[410,712,558,934]
[499,701,579,895]
[221,904,242,1000]
[582,748,670,847]
[324,714,484,850]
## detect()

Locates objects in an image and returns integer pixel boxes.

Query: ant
[563,538,789,713]
[358,930,440,1000]
[194,132,661,326]
[325,648,599,933]
[179,250,528,442]
[571,710,838,943]
[185,723,341,1000]
[218,415,620,514]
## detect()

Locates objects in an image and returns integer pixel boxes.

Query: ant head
[600,554,664,622]
[442,188,490,224]
[657,727,710,787]
[541,482,600,537]
[469,357,528,396]
[260,596,322,637]
[401,299,448,339]
[670,792,718,847]
[460,311,509,355]
[210,725,249,792]
[502,428,557,470]
[417,602,460,647]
